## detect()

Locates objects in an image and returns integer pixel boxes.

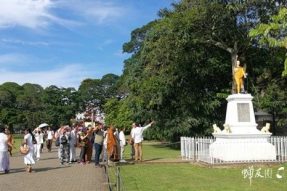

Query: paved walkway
[0,148,108,191]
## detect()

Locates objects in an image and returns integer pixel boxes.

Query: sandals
[26,166,32,173]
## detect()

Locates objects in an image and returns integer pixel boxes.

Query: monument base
[209,94,276,162]
[210,134,276,162]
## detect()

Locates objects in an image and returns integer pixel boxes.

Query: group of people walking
[0,120,155,174]
[53,122,130,166]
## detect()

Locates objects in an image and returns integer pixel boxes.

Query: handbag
[20,144,30,155]
[55,136,60,147]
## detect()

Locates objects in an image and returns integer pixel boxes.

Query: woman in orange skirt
[107,126,119,161]
[5,128,14,156]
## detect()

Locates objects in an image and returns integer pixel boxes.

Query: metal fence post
[116,166,120,191]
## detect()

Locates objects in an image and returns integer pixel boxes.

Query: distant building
[76,113,85,121]
[75,111,105,124]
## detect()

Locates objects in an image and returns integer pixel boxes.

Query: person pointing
[131,121,155,162]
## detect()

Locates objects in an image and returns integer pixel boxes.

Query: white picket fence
[181,136,287,164]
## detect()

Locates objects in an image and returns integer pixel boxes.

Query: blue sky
[0,0,176,89]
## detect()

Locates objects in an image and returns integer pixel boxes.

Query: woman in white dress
[0,125,12,174]
[23,128,36,173]
[69,126,77,162]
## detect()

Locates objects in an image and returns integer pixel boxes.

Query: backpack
[55,136,60,146]
[32,137,37,144]
[78,134,86,146]
[77,132,88,147]
[60,135,68,145]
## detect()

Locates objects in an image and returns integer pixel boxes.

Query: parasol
[38,123,49,128]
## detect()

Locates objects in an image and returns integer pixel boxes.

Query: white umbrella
[38,123,49,128]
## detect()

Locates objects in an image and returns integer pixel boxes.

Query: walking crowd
[0,120,154,174]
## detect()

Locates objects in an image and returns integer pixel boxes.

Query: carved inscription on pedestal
[237,103,250,122]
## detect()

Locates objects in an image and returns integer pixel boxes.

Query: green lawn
[109,141,287,191]
[123,141,181,161]
[119,163,287,191]
[12,134,24,155]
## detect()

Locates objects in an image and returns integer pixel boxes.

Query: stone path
[0,148,108,191]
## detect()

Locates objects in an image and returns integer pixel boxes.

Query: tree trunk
[272,110,276,135]
[207,40,238,93]
[231,42,238,94]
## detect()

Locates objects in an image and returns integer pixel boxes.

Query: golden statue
[233,56,247,94]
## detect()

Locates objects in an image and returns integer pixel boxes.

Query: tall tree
[249,7,287,76]
[41,86,78,126]
[105,0,287,141]
[78,74,119,112]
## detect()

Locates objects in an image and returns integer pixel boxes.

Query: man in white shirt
[46,127,54,152]
[119,128,126,162]
[131,121,154,161]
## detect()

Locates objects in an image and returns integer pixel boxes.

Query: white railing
[270,136,287,162]
[181,136,287,164]
[181,137,215,163]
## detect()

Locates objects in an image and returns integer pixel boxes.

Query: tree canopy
[1,0,287,140]
[0,74,119,132]
[249,7,287,76]
[103,0,287,141]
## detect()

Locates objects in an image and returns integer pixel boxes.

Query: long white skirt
[0,151,9,172]
[24,147,35,165]
[35,144,41,159]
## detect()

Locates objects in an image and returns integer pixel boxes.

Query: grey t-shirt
[94,130,104,145]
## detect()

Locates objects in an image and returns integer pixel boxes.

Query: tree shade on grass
[123,141,181,161]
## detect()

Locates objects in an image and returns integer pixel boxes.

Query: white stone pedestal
[209,94,276,162]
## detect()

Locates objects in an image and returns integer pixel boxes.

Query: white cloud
[0,0,128,30]
[0,53,31,66]
[83,2,125,24]
[1,38,50,46]
[0,53,105,88]
[0,64,95,88]
[0,0,52,29]
[0,0,78,29]
[96,39,114,50]
[59,0,127,25]
[114,49,128,58]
